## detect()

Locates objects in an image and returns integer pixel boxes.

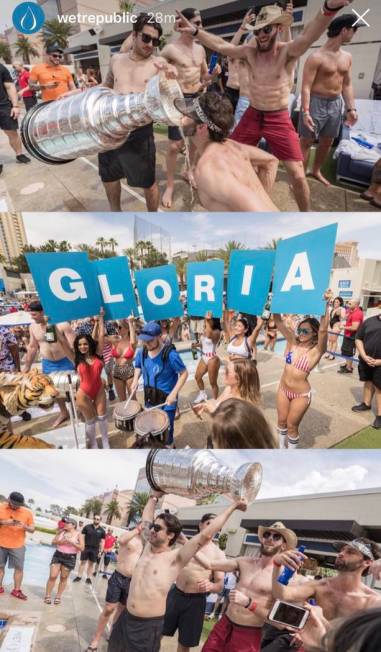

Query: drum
[134,408,170,444]
[49,372,79,397]
[113,401,142,432]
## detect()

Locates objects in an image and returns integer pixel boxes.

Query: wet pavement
[1,127,379,214]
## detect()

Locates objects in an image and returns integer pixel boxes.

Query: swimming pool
[3,543,54,588]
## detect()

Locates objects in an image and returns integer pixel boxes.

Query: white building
[330,257,381,309]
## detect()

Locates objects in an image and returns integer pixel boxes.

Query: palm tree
[0,42,12,64]
[195,250,210,262]
[217,240,247,267]
[108,238,118,254]
[58,240,71,252]
[104,499,122,525]
[119,1,135,12]
[15,36,39,65]
[39,239,60,252]
[196,494,219,505]
[263,238,282,250]
[81,497,103,518]
[96,237,107,255]
[40,19,74,58]
[175,258,187,291]
[123,247,137,271]
[127,492,150,525]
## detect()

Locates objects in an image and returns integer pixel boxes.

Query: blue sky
[1,450,380,511]
[23,212,381,260]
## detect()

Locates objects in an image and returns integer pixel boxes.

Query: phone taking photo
[268,600,310,630]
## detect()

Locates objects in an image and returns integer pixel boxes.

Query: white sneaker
[193,390,208,404]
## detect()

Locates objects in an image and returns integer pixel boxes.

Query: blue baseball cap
[139,321,162,341]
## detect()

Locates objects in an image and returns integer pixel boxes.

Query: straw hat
[247,4,293,32]
[258,521,298,549]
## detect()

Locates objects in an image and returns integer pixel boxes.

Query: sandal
[44,596,52,604]
[54,597,61,605]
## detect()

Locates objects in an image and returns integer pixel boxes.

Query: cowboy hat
[247,4,293,32]
[258,521,298,549]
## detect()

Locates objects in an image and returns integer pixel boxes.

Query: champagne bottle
[45,323,57,343]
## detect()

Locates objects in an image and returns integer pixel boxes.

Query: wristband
[245,596,251,608]
[322,0,340,16]
[249,600,258,613]
[302,109,310,115]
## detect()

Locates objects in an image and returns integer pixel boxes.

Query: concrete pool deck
[1,127,379,214]
[11,343,378,449]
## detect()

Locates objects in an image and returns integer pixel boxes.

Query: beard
[335,558,364,573]
[256,32,278,52]
[260,542,281,557]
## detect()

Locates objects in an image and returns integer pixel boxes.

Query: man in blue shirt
[130,321,188,446]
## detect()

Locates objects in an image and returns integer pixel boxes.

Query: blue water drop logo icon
[12,2,45,34]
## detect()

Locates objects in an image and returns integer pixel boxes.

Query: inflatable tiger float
[0,369,59,449]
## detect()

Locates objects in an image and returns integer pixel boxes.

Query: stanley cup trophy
[146,450,263,504]
[21,73,184,165]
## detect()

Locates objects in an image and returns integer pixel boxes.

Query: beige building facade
[0,212,27,263]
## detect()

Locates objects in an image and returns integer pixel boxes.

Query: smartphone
[268,600,310,630]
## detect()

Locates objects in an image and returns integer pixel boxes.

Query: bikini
[281,349,312,401]
[226,336,252,359]
[112,344,135,381]
[78,357,104,400]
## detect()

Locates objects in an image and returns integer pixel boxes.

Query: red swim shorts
[230,106,303,162]
[201,614,262,652]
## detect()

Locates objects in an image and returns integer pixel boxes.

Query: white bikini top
[226,336,252,359]
[201,335,217,358]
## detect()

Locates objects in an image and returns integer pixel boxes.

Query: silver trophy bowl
[49,371,79,397]
[21,73,184,165]
[146,450,262,504]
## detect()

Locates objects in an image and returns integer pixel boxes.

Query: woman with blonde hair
[210,398,275,449]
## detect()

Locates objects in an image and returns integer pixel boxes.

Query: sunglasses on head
[140,33,161,47]
[254,24,274,36]
[149,523,164,533]
[297,327,312,336]
[262,531,283,542]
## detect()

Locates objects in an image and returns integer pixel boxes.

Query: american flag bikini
[282,350,312,401]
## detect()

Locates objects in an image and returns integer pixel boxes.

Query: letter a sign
[271,224,338,315]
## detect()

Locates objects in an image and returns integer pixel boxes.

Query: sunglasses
[141,33,161,47]
[51,54,63,58]
[262,531,283,542]
[149,523,164,533]
[254,25,274,36]
[297,328,313,336]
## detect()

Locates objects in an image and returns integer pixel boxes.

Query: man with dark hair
[160,8,221,208]
[108,493,247,652]
[299,14,359,186]
[353,311,381,429]
[163,513,225,652]
[272,538,381,629]
[73,515,106,585]
[177,0,356,211]
[98,12,177,212]
[0,492,35,600]
[29,44,75,102]
[176,91,279,211]
[23,301,75,428]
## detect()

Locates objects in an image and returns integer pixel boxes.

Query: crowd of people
[0,490,380,652]
[1,2,380,210]
[1,290,381,448]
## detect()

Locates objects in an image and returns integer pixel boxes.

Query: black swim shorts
[0,106,18,131]
[105,570,131,605]
[358,359,381,390]
[108,609,164,652]
[80,547,99,563]
[162,584,207,648]
[98,123,155,188]
[341,335,356,359]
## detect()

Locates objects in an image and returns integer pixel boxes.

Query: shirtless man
[160,8,220,208]
[272,537,381,646]
[198,521,298,652]
[98,13,177,212]
[23,301,75,428]
[162,513,226,652]
[87,525,143,652]
[177,91,279,211]
[108,493,246,652]
[299,14,359,186]
[177,0,355,212]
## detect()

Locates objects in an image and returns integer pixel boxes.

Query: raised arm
[119,524,142,546]
[230,10,255,46]
[120,33,133,53]
[95,308,105,355]
[317,292,332,355]
[280,2,294,42]
[248,317,263,348]
[223,309,234,341]
[176,500,246,570]
[273,314,296,344]
[176,10,249,60]
[287,0,355,59]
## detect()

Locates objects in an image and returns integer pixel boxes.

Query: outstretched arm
[176,10,249,59]
[272,549,316,601]
[176,500,247,569]
[287,0,354,59]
